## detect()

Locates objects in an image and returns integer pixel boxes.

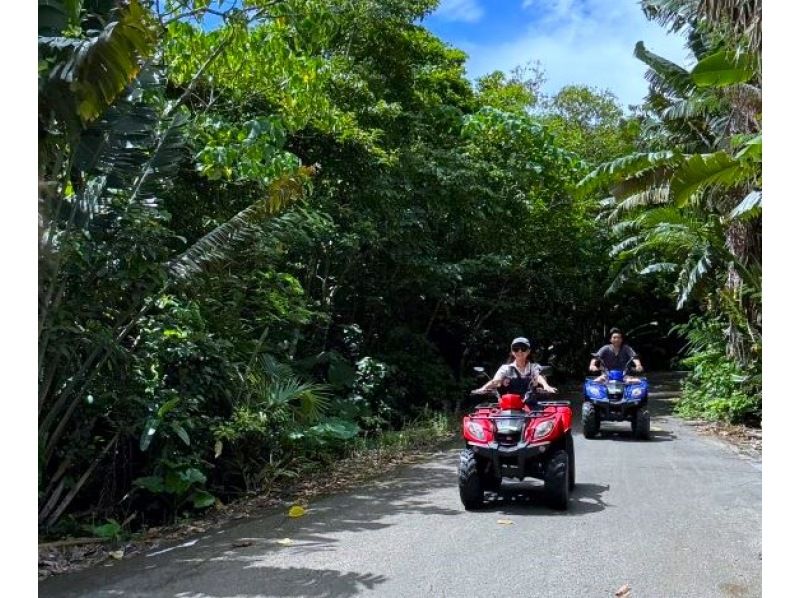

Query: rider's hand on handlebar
[589,364,599,372]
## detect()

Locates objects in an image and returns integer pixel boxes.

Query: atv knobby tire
[582,402,599,439]
[632,408,651,440]
[459,449,484,510]
[544,450,570,511]
[565,432,576,491]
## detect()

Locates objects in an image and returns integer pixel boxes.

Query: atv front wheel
[566,433,576,491]
[544,450,569,511]
[581,402,599,439]
[632,409,651,440]
[458,449,484,510]
[480,468,502,492]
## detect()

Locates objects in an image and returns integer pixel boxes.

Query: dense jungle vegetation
[38,0,761,534]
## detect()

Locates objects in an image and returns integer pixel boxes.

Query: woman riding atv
[474,337,557,407]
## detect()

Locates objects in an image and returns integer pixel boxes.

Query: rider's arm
[589,349,604,372]
[477,365,507,391]
[627,346,643,372]
[478,378,501,391]
[535,374,557,393]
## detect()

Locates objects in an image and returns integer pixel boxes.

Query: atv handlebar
[589,354,643,375]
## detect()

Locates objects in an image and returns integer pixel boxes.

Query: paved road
[40,373,761,597]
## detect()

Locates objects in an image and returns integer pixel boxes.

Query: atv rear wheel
[566,433,576,491]
[581,402,599,439]
[458,449,484,510]
[632,409,651,440]
[544,450,569,510]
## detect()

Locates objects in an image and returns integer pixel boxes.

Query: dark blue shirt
[595,344,638,371]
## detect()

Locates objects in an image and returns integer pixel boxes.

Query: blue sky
[422,0,693,109]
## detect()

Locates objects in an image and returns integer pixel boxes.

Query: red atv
[459,372,575,511]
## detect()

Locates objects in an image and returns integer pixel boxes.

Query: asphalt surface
[40,373,761,598]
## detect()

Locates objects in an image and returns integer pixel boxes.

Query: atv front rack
[467,400,572,419]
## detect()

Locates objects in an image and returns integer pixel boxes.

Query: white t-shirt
[493,362,542,381]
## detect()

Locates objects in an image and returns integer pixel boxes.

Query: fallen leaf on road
[109,550,124,560]
[231,540,254,548]
[615,583,631,597]
[496,519,513,525]
[288,505,307,518]
[276,538,293,546]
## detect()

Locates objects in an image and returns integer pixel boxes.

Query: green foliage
[475,63,543,113]
[673,316,761,424]
[670,151,745,207]
[86,519,125,542]
[691,49,758,88]
[133,461,216,517]
[593,3,762,424]
[39,0,157,127]
[538,85,640,167]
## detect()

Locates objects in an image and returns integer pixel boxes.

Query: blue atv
[582,358,650,439]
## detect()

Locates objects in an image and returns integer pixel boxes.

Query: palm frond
[611,219,641,237]
[677,247,714,308]
[256,377,330,423]
[670,151,743,207]
[609,167,673,200]
[606,260,645,295]
[39,0,157,127]
[729,190,761,221]
[610,235,645,257]
[577,150,681,196]
[691,49,758,88]
[639,262,678,275]
[259,354,295,381]
[635,205,696,228]
[640,1,696,34]
[698,0,762,53]
[660,95,717,122]
[634,41,695,97]
[608,186,671,223]
[167,165,317,281]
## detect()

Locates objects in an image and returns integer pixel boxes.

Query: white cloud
[468,0,694,108]
[434,0,484,23]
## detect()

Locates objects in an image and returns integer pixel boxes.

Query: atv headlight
[533,420,555,440]
[587,386,601,398]
[467,421,486,441]
[631,388,643,398]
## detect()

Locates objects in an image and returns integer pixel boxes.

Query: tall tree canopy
[37,0,760,533]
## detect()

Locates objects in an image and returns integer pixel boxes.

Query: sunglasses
[511,346,530,353]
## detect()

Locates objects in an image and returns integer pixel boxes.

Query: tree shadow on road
[169,566,388,597]
[39,455,462,597]
[592,428,676,443]
[480,482,611,516]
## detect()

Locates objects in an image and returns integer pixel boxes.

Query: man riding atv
[589,328,643,381]
[582,327,650,439]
